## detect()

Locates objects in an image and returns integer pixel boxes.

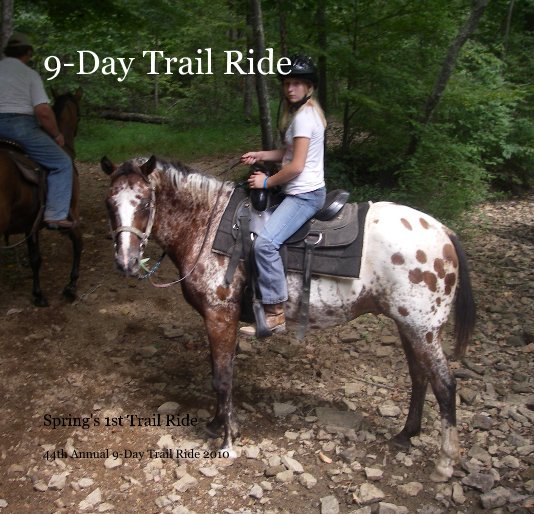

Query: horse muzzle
[115,251,141,277]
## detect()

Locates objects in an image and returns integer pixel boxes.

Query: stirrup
[239,321,286,338]
[239,305,286,338]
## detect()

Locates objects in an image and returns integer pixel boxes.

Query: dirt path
[0,161,532,513]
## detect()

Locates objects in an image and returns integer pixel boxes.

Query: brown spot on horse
[420,218,430,229]
[434,258,446,279]
[401,218,413,231]
[426,332,433,343]
[216,285,229,301]
[443,244,458,268]
[423,271,438,292]
[416,250,427,264]
[398,306,409,317]
[444,273,457,295]
[391,252,405,265]
[409,268,423,284]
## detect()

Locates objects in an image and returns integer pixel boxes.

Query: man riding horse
[0,32,74,229]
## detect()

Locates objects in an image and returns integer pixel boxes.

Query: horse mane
[53,93,79,120]
[149,157,231,205]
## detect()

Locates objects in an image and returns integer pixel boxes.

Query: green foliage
[9,0,533,218]
[76,118,260,163]
[320,0,532,218]
[397,125,491,220]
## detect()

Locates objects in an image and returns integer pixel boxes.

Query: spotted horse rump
[101,155,476,482]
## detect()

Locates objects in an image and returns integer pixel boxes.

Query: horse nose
[128,255,139,272]
[115,254,139,276]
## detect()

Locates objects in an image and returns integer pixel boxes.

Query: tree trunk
[406,0,490,157]
[244,15,254,123]
[342,2,358,154]
[250,0,275,150]
[502,0,515,60]
[1,0,14,55]
[154,38,159,110]
[244,75,254,122]
[277,0,288,57]
[315,0,327,113]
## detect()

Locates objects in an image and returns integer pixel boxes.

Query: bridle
[112,180,157,257]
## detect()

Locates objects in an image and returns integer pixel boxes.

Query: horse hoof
[34,296,49,307]
[62,287,77,302]
[389,433,412,449]
[204,421,221,439]
[221,448,237,459]
[430,469,452,483]
[431,455,455,482]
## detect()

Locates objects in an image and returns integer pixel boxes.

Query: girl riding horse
[240,55,327,336]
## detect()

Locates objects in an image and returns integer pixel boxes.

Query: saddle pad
[212,188,370,279]
[0,142,42,185]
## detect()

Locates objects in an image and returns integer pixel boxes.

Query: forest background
[1,0,533,220]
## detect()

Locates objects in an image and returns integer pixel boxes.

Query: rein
[0,201,44,249]
[148,160,242,287]
[147,179,229,288]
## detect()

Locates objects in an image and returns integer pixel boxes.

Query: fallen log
[99,111,168,124]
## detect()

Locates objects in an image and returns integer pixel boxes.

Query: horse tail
[450,233,476,359]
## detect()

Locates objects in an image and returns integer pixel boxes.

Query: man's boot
[239,302,286,336]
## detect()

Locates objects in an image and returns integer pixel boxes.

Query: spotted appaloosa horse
[0,89,83,306]
[101,155,475,481]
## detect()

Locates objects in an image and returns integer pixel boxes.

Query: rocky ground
[0,160,532,514]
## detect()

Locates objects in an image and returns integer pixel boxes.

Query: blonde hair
[278,85,327,139]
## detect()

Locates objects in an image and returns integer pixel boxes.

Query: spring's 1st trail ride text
[105,413,198,427]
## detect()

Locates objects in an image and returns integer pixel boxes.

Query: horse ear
[140,155,157,176]
[74,87,83,101]
[101,156,116,175]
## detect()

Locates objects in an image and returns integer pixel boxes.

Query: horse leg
[204,310,240,455]
[428,347,459,482]
[26,232,47,307]
[62,226,83,301]
[391,331,429,449]
[394,326,459,481]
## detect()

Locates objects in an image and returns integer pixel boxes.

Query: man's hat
[6,32,33,48]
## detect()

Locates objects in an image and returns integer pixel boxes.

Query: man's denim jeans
[254,187,326,304]
[0,114,72,220]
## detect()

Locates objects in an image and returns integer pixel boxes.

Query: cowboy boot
[239,302,286,336]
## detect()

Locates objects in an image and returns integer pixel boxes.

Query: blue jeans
[0,114,73,220]
[254,187,326,304]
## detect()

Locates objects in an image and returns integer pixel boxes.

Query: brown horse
[102,155,476,482]
[0,89,83,306]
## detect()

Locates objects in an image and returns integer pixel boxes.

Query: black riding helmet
[278,54,318,88]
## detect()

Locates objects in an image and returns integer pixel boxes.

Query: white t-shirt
[0,57,49,115]
[282,104,325,195]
